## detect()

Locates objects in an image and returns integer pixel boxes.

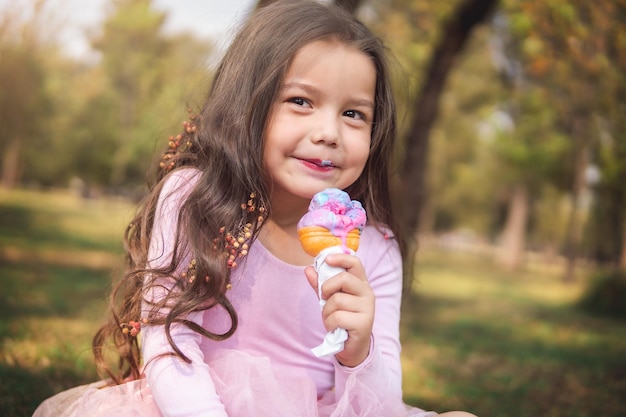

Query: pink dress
[33,169,437,417]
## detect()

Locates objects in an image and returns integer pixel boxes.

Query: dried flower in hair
[181,259,197,284]
[214,193,266,270]
[159,110,197,172]
[120,318,148,337]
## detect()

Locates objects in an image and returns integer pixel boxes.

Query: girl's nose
[310,112,340,147]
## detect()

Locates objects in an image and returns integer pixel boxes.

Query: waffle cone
[298,226,361,257]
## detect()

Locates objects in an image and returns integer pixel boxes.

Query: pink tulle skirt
[33,350,436,417]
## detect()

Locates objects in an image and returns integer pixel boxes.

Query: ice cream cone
[298,226,360,257]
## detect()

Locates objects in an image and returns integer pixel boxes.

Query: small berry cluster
[181,258,204,284]
[120,318,148,337]
[160,113,197,172]
[215,193,266,270]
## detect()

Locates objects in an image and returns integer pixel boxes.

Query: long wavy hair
[92,0,400,384]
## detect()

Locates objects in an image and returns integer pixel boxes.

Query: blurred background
[1,0,625,416]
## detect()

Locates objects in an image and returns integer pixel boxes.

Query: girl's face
[264,39,376,209]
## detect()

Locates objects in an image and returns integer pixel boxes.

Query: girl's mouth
[301,158,336,170]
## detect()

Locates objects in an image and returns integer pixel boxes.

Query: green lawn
[401,251,626,416]
[0,188,133,417]
[1,188,625,417]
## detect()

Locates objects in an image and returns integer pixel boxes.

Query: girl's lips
[300,158,336,171]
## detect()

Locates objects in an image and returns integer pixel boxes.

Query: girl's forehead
[284,39,373,79]
[291,38,364,61]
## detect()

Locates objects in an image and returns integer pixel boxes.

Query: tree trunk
[1,138,21,188]
[498,184,528,270]
[621,226,626,269]
[562,129,589,282]
[591,165,626,271]
[400,0,499,239]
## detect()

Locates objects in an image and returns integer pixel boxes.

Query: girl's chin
[269,176,356,202]
[296,184,343,199]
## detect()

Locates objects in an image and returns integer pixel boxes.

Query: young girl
[34,1,476,416]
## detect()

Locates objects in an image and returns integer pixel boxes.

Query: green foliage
[373,0,626,267]
[578,269,626,319]
[92,0,188,186]
[489,87,570,189]
[0,46,50,137]
[0,0,213,190]
[0,44,54,186]
[94,0,169,95]
[66,92,121,186]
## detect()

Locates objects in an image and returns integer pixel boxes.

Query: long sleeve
[141,168,228,417]
[332,227,405,404]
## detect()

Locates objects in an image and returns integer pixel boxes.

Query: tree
[92,0,171,187]
[0,0,56,187]
[481,10,572,270]
[395,0,500,245]
[503,0,626,278]
[487,86,569,270]
[59,0,211,191]
[583,1,626,271]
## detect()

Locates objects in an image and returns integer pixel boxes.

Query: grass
[0,188,133,417]
[400,250,626,416]
[1,188,625,416]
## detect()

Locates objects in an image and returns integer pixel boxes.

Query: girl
[34,1,476,416]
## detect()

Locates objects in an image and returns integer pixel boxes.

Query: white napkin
[310,246,353,357]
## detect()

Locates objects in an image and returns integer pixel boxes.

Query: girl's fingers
[322,292,373,322]
[319,270,370,304]
[320,276,374,330]
[322,253,367,282]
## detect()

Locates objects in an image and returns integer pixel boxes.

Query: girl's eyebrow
[350,98,375,110]
[283,81,375,109]
[282,81,320,95]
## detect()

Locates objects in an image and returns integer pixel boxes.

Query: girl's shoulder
[154,168,202,217]
[162,167,202,190]
[357,224,403,286]
[159,168,202,200]
[359,224,400,258]
[361,223,396,244]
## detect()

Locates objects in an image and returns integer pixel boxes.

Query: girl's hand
[304,253,375,368]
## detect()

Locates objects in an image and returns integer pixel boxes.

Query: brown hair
[93,0,399,384]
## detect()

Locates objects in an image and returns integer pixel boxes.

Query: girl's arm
[141,168,228,417]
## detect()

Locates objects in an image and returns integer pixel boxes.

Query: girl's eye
[344,110,366,121]
[288,97,310,107]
